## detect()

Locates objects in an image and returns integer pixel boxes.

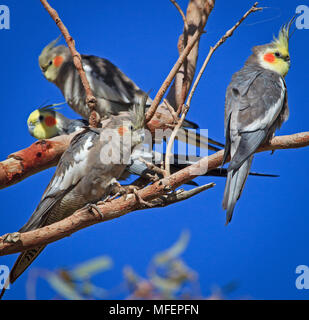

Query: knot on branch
[86,96,97,110]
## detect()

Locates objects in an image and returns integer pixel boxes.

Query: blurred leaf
[123,266,141,293]
[154,230,190,265]
[81,281,108,298]
[151,274,181,292]
[45,273,84,300]
[123,266,140,284]
[71,256,113,280]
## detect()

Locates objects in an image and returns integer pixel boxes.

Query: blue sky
[1,0,309,299]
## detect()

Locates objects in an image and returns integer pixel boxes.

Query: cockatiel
[222,18,295,224]
[38,37,223,151]
[27,104,88,139]
[27,106,278,184]
[0,96,147,298]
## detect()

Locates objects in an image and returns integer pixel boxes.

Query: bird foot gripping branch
[101,182,155,208]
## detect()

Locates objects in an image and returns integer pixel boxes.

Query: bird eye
[49,60,53,66]
[39,115,44,122]
[129,125,134,131]
[274,52,281,58]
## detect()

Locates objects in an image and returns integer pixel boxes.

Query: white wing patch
[241,77,285,132]
[49,136,93,193]
[63,70,74,101]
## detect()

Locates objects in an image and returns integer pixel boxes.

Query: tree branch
[1,131,309,256]
[145,29,202,122]
[164,2,261,175]
[0,134,75,190]
[39,0,100,127]
[166,0,216,111]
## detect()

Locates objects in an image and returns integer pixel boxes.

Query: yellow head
[27,107,60,139]
[38,37,71,82]
[251,17,296,77]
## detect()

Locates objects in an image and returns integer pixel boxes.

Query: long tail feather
[0,246,46,299]
[223,156,253,224]
[176,128,223,151]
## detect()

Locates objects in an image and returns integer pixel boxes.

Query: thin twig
[164,2,262,175]
[150,182,215,207]
[169,0,189,31]
[186,2,262,107]
[163,99,179,123]
[165,104,189,175]
[145,29,202,122]
[139,158,168,178]
[39,0,100,127]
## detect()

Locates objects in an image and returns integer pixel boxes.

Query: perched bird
[38,37,223,151]
[222,18,295,224]
[0,96,146,298]
[27,103,88,139]
[27,106,278,184]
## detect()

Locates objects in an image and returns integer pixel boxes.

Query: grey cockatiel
[38,37,223,151]
[26,106,278,186]
[222,19,295,224]
[0,96,146,298]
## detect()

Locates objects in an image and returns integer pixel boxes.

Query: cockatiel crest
[222,17,297,224]
[247,16,297,77]
[38,36,70,82]
[27,103,87,139]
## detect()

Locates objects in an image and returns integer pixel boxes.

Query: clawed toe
[87,203,105,219]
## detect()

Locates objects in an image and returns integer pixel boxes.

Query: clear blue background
[1,0,308,299]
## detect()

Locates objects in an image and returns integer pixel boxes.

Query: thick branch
[0,134,75,190]
[166,0,215,110]
[145,29,202,122]
[1,132,309,256]
[39,0,100,127]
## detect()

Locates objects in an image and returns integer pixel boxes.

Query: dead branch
[145,29,202,122]
[0,134,75,190]
[164,2,260,175]
[1,131,309,256]
[166,0,215,111]
[39,0,100,127]
[169,0,188,31]
[186,2,262,107]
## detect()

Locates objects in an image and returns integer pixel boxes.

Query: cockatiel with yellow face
[27,104,88,139]
[0,96,147,298]
[222,18,296,224]
[38,37,223,151]
[27,106,278,185]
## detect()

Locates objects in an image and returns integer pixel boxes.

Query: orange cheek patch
[118,126,127,136]
[264,53,275,63]
[53,56,64,67]
[45,116,57,127]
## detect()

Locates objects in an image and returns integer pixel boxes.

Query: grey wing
[82,55,148,107]
[19,130,98,232]
[66,119,89,134]
[227,69,287,171]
